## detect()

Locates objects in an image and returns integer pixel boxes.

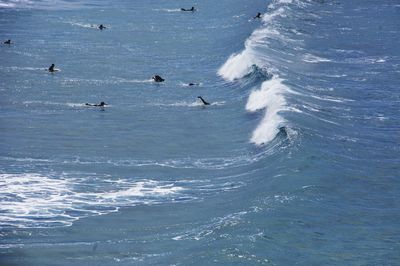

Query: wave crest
[218,2,293,145]
[218,50,256,81]
[246,76,289,144]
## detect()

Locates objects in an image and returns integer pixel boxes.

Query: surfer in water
[181,7,195,12]
[152,75,165,82]
[99,24,106,30]
[4,39,12,44]
[85,102,107,107]
[254,12,262,19]
[197,96,210,105]
[48,64,56,72]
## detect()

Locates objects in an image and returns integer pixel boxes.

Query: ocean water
[0,0,399,264]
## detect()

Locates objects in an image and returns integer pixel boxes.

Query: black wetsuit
[153,75,165,82]
[86,102,107,107]
[254,13,262,19]
[198,96,210,105]
[181,7,195,12]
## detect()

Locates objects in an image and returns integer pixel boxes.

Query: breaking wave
[218,0,298,145]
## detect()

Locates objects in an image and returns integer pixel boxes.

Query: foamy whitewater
[1,0,399,264]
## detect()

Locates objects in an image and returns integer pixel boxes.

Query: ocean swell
[218,1,294,145]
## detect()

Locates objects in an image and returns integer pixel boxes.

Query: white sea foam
[0,0,84,10]
[246,77,289,144]
[246,77,284,112]
[310,95,354,103]
[262,7,287,23]
[2,66,46,71]
[267,0,306,10]
[0,143,282,170]
[150,100,225,108]
[106,151,264,169]
[113,78,153,83]
[151,101,201,107]
[22,101,87,108]
[0,171,252,228]
[61,77,153,86]
[0,173,184,228]
[1,148,274,171]
[172,211,248,241]
[233,14,245,18]
[67,21,97,29]
[0,0,30,8]
[100,180,183,199]
[154,8,181,13]
[22,100,114,109]
[302,53,331,63]
[345,56,389,64]
[254,27,295,45]
[0,2,15,8]
[218,50,257,82]
[178,82,202,87]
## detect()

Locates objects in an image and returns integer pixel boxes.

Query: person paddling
[181,7,195,12]
[254,12,262,19]
[48,64,56,72]
[85,102,107,107]
[152,75,165,82]
[197,96,210,105]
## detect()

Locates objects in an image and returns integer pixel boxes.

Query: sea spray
[246,76,288,144]
[217,50,257,82]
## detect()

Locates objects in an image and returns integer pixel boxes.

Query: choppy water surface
[1,0,399,265]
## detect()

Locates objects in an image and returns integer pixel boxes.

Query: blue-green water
[1,0,399,265]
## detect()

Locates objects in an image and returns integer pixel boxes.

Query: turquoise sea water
[1,0,399,265]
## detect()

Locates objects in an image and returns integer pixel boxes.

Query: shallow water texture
[1,0,399,265]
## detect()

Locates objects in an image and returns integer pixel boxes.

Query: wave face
[1,0,399,265]
[246,76,289,144]
[218,1,300,145]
